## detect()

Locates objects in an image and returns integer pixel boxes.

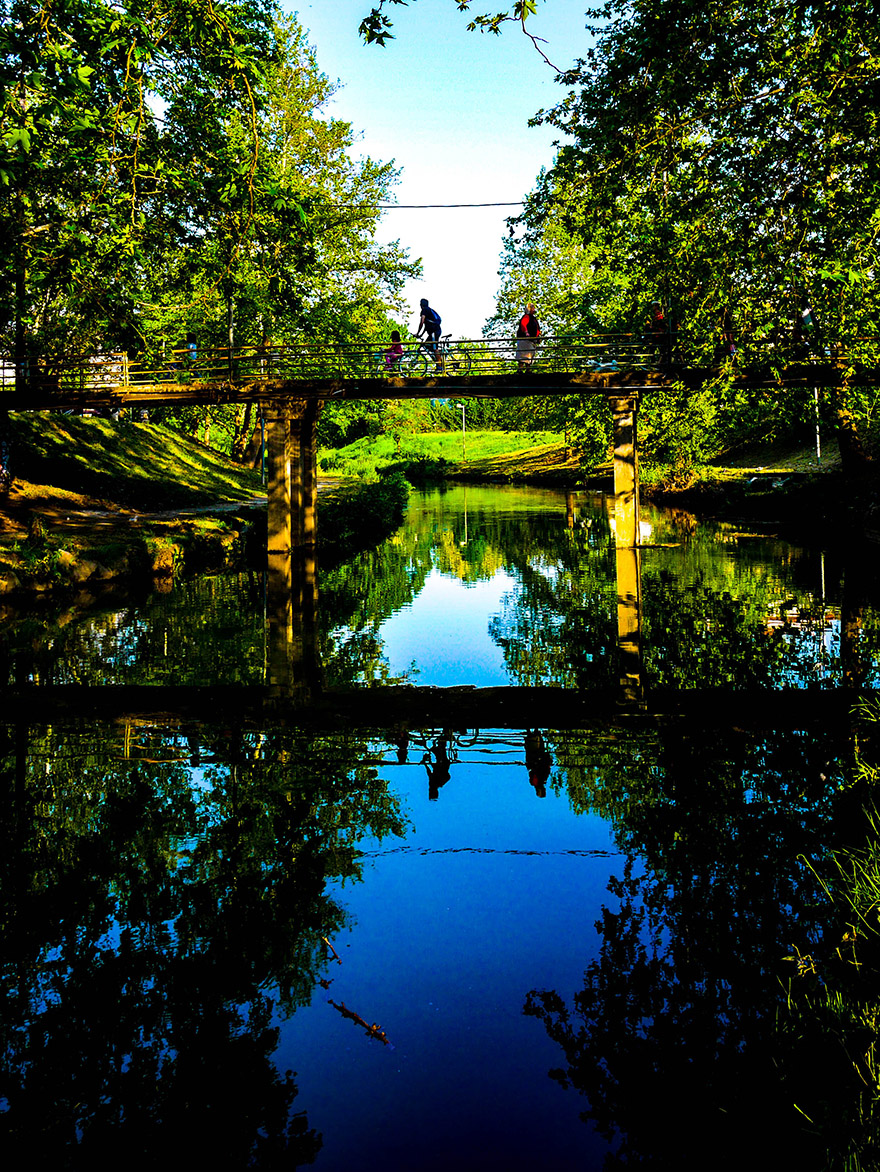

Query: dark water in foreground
[2,486,879,1169]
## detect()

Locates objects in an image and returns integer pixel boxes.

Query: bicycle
[383,334,472,377]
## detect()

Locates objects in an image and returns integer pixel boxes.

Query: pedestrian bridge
[2,332,876,588]
[3,333,876,409]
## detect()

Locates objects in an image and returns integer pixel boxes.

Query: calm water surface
[2,485,878,1168]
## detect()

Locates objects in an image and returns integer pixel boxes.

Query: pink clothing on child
[385,342,404,368]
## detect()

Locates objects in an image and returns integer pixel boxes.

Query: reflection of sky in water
[277,730,620,1170]
[377,568,515,686]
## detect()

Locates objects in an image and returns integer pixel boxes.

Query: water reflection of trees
[524,723,853,1167]
[4,488,879,695]
[0,720,408,1165]
[0,573,267,687]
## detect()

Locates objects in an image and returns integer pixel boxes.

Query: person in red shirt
[516,303,540,372]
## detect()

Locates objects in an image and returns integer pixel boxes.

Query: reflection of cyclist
[417,298,442,367]
[423,732,451,801]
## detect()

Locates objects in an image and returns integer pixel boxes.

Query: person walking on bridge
[416,298,443,368]
[516,303,540,372]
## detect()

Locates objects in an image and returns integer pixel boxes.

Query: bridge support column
[266,556,320,695]
[609,394,640,548]
[615,546,644,706]
[266,407,295,556]
[264,399,322,696]
[265,400,319,556]
[301,398,320,547]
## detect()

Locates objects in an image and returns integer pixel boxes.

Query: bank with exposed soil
[0,414,408,595]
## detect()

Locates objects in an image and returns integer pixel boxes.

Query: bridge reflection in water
[4,497,868,735]
[262,508,649,709]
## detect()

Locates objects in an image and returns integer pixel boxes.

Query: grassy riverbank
[0,413,407,594]
[319,430,580,485]
[0,411,860,595]
[322,427,862,537]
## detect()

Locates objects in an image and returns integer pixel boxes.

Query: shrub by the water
[319,471,409,562]
[383,456,452,486]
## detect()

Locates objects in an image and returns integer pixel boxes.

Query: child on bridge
[385,330,404,370]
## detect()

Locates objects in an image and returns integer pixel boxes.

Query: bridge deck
[0,364,870,412]
[3,331,877,410]
[0,683,866,732]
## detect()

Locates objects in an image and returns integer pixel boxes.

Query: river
[2,484,878,1169]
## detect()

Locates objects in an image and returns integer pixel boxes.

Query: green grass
[320,430,568,481]
[9,412,263,509]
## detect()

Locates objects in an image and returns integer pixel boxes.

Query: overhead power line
[339,201,526,209]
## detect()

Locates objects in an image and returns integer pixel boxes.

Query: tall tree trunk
[14,191,27,395]
[233,401,253,460]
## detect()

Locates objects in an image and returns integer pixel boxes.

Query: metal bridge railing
[2,334,879,397]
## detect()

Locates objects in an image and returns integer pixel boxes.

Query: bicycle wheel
[444,346,472,376]
[398,347,428,377]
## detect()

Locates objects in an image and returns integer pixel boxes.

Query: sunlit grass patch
[319,430,567,481]
[9,412,263,509]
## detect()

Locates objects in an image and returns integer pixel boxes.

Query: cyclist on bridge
[416,298,443,367]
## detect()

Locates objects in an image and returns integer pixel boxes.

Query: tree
[141,13,418,358]
[0,0,278,366]
[1,1,420,467]
[514,1,880,473]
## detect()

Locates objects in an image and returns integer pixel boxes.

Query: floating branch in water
[322,936,343,965]
[328,999,393,1047]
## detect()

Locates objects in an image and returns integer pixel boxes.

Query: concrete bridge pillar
[301,398,320,546]
[615,545,644,706]
[263,399,322,695]
[265,400,321,556]
[609,394,640,548]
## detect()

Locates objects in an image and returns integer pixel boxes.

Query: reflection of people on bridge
[392,725,409,764]
[416,298,442,367]
[423,732,452,801]
[516,303,541,372]
[186,732,201,767]
[524,729,552,798]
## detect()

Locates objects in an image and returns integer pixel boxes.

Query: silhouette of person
[424,732,451,800]
[714,307,735,362]
[416,298,442,367]
[392,726,409,764]
[524,729,552,798]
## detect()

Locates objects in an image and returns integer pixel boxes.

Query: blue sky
[288,1,593,337]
